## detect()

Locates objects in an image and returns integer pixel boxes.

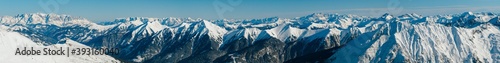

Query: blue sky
[0,0,499,22]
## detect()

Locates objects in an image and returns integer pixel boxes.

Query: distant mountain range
[1,12,500,63]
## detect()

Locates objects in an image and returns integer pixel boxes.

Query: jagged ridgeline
[1,12,500,63]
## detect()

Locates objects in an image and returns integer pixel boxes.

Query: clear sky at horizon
[0,0,500,22]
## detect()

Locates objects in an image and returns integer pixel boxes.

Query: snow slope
[325,12,500,63]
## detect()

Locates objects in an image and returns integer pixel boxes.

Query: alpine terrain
[1,12,500,63]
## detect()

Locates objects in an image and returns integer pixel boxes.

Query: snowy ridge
[201,20,228,41]
[265,24,305,42]
[132,20,165,36]
[0,13,112,31]
[222,28,262,48]
[298,28,331,42]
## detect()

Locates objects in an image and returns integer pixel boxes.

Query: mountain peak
[200,20,228,37]
[381,13,392,17]
[380,13,394,20]
[307,13,329,17]
[401,13,420,17]
[114,17,161,23]
[463,11,474,15]
[15,13,75,19]
[397,13,422,20]
[1,13,93,27]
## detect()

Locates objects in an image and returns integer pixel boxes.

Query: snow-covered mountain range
[1,12,500,63]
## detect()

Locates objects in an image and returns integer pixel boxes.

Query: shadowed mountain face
[1,12,500,63]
